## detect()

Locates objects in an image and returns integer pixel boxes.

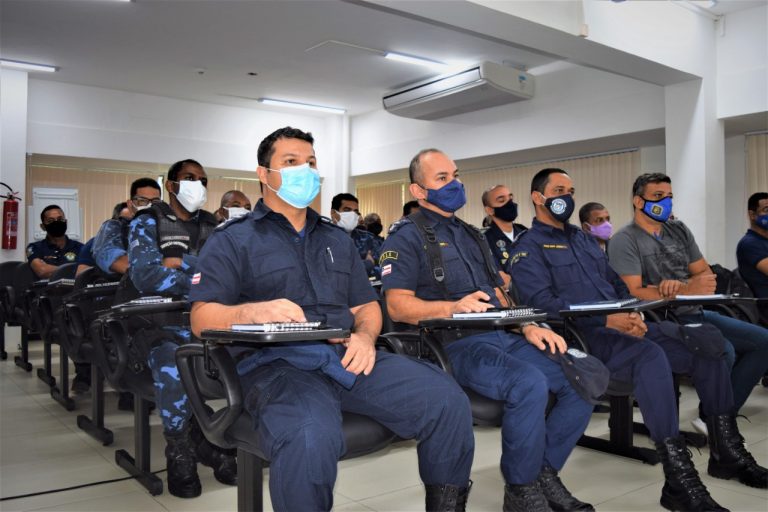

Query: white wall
[0,69,29,263]
[26,80,339,177]
[582,0,713,77]
[724,135,748,268]
[351,63,664,175]
[716,4,768,119]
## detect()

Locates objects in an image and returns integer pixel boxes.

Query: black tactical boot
[537,465,594,511]
[164,429,202,498]
[656,436,728,511]
[503,482,552,512]
[707,414,768,489]
[189,417,237,486]
[425,481,471,511]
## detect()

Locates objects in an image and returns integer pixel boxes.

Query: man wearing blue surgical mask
[610,173,768,462]
[189,127,475,511]
[737,192,768,299]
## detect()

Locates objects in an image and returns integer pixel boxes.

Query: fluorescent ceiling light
[0,59,57,72]
[384,52,447,69]
[258,98,345,115]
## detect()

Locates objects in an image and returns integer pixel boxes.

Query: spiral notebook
[231,322,323,332]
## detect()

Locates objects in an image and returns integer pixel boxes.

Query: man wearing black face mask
[363,212,385,254]
[27,205,84,279]
[481,185,528,274]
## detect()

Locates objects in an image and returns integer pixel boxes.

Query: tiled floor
[1,335,767,511]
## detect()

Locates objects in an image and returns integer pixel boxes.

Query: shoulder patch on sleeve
[379,250,398,265]
[508,252,528,265]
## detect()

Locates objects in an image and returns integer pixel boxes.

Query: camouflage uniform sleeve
[93,220,126,273]
[127,215,193,297]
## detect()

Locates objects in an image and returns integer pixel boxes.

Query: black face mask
[493,200,518,222]
[44,220,67,237]
[367,222,383,236]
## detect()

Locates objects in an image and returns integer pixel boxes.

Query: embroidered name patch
[542,244,568,249]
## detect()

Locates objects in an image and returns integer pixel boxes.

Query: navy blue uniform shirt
[380,208,501,311]
[483,220,528,271]
[75,237,97,267]
[509,218,631,329]
[189,199,377,330]
[736,229,768,298]
[26,236,83,270]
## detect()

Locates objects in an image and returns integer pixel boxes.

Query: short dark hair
[168,159,202,181]
[331,193,359,211]
[130,177,161,198]
[402,200,419,217]
[112,202,128,220]
[257,126,314,168]
[531,168,568,194]
[748,192,768,212]
[578,202,607,224]
[632,172,671,198]
[408,148,442,184]
[41,204,63,223]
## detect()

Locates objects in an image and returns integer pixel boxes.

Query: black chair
[9,262,42,372]
[176,338,398,512]
[0,260,24,360]
[34,262,79,401]
[60,267,122,444]
[92,298,189,496]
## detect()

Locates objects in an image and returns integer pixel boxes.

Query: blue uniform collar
[44,235,75,250]
[251,198,320,233]
[747,228,768,241]
[531,218,580,238]
[418,206,461,227]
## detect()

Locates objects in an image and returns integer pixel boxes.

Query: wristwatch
[518,321,539,330]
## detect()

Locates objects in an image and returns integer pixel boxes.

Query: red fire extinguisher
[1,182,21,250]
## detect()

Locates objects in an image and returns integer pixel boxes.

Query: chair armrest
[176,344,243,450]
[417,331,454,375]
[377,331,421,356]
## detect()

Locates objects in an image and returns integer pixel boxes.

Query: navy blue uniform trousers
[444,331,593,485]
[239,350,474,512]
[582,321,734,442]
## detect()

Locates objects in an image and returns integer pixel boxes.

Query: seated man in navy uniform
[481,184,528,289]
[27,204,83,279]
[330,192,381,278]
[127,160,236,498]
[511,168,766,511]
[381,149,594,512]
[93,178,161,276]
[737,192,768,321]
[189,127,474,512]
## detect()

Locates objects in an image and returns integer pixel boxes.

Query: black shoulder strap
[408,211,450,300]
[455,218,504,289]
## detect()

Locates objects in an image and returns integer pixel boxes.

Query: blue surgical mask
[422,179,466,213]
[641,196,673,223]
[756,214,768,229]
[266,163,320,209]
[540,193,575,223]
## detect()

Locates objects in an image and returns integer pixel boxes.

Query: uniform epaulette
[319,216,345,231]
[387,217,412,235]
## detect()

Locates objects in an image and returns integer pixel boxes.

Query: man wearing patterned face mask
[331,193,380,278]
[578,202,612,252]
[610,173,768,452]
[27,204,84,279]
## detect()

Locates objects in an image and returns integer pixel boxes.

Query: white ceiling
[0,0,558,115]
